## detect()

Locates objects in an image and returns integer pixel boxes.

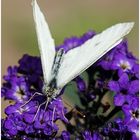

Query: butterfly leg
[51,105,56,126]
[20,92,43,108]
[52,97,68,122]
[61,107,69,122]
[33,100,46,122]
[44,97,50,111]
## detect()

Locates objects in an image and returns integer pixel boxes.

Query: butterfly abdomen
[51,48,65,79]
[42,49,64,99]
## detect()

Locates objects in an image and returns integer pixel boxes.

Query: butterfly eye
[42,85,49,94]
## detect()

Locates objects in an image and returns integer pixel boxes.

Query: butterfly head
[42,83,59,99]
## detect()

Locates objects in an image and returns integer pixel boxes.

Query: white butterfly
[32,0,134,103]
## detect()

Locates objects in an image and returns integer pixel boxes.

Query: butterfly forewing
[32,0,56,85]
[56,22,134,88]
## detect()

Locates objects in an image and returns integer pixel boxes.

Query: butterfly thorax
[42,83,58,99]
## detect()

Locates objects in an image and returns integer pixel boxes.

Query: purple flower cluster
[2,56,68,139]
[2,30,139,140]
[82,119,137,140]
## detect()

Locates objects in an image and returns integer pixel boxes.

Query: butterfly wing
[57,22,134,88]
[32,0,55,84]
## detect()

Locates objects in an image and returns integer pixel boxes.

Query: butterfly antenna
[20,92,42,108]
[62,97,85,118]
[72,108,86,118]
